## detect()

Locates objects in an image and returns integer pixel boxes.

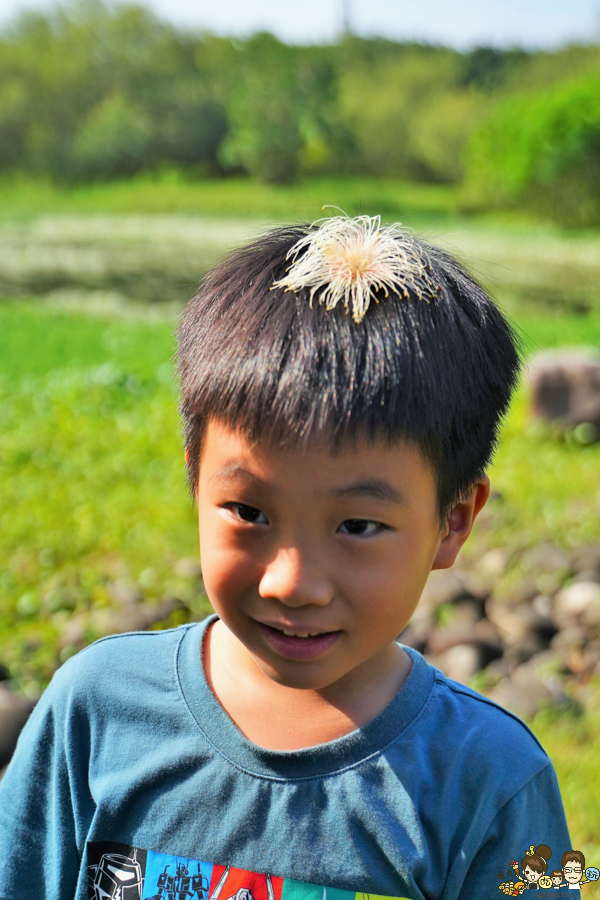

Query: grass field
[2,175,600,316]
[1,175,600,876]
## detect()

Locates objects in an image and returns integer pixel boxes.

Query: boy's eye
[226,503,269,525]
[338,519,383,536]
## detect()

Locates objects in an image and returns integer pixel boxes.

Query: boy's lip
[256,621,343,660]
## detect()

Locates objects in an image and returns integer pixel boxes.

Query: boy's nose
[258,546,333,607]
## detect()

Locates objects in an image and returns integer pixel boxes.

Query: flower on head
[273,213,436,322]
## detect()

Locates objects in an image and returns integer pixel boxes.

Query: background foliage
[2,1,600,224]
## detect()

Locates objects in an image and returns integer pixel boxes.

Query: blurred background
[1,0,600,875]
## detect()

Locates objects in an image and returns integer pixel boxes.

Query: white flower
[273,214,435,322]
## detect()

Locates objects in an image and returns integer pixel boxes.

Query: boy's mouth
[257,622,342,660]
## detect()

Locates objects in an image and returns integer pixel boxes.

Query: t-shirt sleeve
[444,761,572,900]
[0,666,86,900]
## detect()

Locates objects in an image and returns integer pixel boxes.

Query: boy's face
[196,419,487,694]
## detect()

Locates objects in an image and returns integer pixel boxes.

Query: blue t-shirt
[0,616,574,900]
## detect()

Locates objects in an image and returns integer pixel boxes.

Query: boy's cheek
[200,538,261,611]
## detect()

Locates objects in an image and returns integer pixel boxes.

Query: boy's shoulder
[405,650,551,791]
[48,623,193,713]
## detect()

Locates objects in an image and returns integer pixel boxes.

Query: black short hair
[176,222,521,522]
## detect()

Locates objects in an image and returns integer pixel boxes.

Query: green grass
[0,172,464,224]
[531,703,600,885]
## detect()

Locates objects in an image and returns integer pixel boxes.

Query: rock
[507,579,540,606]
[503,636,547,668]
[397,622,428,654]
[570,545,600,579]
[428,622,479,655]
[527,350,600,429]
[554,582,600,623]
[583,599,600,628]
[430,644,483,684]
[551,625,588,651]
[487,677,553,719]
[426,599,482,651]
[551,626,591,673]
[419,570,474,612]
[531,594,553,618]
[477,548,509,579]
[483,656,511,686]
[60,597,185,649]
[174,558,203,580]
[486,599,557,646]
[107,582,143,606]
[0,684,36,769]
[572,569,600,587]
[472,619,504,662]
[521,543,571,576]
[487,652,564,718]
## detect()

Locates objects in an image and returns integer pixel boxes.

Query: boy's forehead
[199,418,437,497]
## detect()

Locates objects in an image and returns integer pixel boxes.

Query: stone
[486,599,557,646]
[174,558,203,580]
[527,350,600,429]
[486,652,563,718]
[521,543,570,576]
[551,625,588,651]
[503,636,547,668]
[428,622,478,655]
[486,678,552,719]
[551,626,590,673]
[554,582,600,622]
[430,644,483,684]
[482,656,511,686]
[476,548,509,579]
[60,597,185,649]
[0,684,36,769]
[107,582,143,606]
[397,622,428,654]
[570,545,600,578]
[572,568,600,585]
[419,570,473,613]
[583,599,600,628]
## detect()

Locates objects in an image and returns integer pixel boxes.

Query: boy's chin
[252,653,348,692]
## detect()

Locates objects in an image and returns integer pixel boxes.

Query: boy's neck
[204,620,412,752]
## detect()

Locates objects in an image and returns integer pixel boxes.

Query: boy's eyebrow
[209,467,406,505]
[209,464,266,486]
[330,479,406,505]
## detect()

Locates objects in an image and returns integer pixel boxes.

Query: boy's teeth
[282,629,317,637]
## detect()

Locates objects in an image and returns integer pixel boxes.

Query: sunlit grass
[0,172,461,223]
[531,698,600,894]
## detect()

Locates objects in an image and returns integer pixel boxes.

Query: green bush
[467,71,600,225]
[75,92,152,179]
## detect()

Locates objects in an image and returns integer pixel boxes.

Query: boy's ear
[432,475,490,570]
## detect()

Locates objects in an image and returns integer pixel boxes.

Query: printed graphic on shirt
[87,842,410,900]
[87,841,148,900]
[496,843,599,896]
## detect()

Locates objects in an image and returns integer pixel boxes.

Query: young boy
[0,215,571,900]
